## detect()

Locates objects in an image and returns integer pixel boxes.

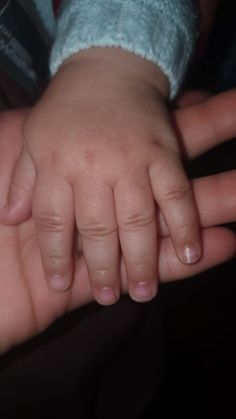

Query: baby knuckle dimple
[48,149,65,168]
[81,147,96,167]
[162,184,191,203]
[34,212,65,233]
[44,253,68,273]
[79,222,116,240]
[120,208,155,231]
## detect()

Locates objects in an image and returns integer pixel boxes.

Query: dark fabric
[0,0,49,101]
[0,299,164,419]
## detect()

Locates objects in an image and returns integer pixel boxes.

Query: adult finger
[150,152,201,264]
[160,170,236,236]
[176,90,211,108]
[174,89,236,159]
[0,149,35,223]
[0,108,28,209]
[158,227,235,283]
[70,227,236,308]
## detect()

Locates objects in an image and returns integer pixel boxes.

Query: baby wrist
[50,0,199,98]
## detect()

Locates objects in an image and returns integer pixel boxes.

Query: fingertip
[95,286,120,305]
[48,274,72,292]
[180,244,202,265]
[129,281,158,303]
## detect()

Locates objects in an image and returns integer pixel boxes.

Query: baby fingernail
[182,245,200,264]
[49,274,70,292]
[130,282,157,303]
[97,287,119,305]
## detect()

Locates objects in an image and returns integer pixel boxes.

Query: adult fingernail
[182,245,201,264]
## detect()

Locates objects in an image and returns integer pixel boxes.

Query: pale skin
[0,48,203,305]
[0,1,220,306]
[0,89,236,354]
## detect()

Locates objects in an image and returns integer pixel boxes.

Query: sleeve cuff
[50,0,199,98]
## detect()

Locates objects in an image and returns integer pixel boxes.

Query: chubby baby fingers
[32,174,75,292]
[74,180,120,306]
[149,153,202,265]
[114,171,158,302]
[0,149,35,224]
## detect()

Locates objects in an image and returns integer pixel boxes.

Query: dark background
[0,1,236,418]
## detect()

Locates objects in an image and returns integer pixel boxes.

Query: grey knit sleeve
[50,0,199,98]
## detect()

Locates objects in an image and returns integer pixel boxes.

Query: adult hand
[0,48,202,304]
[0,90,236,354]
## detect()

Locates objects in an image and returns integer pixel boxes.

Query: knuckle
[92,267,114,285]
[45,253,68,273]
[48,149,64,168]
[120,208,155,231]
[79,222,116,241]
[34,212,65,233]
[162,184,191,203]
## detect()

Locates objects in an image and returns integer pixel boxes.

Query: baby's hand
[0,48,202,304]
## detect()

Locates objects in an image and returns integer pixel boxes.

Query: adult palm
[0,90,236,354]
